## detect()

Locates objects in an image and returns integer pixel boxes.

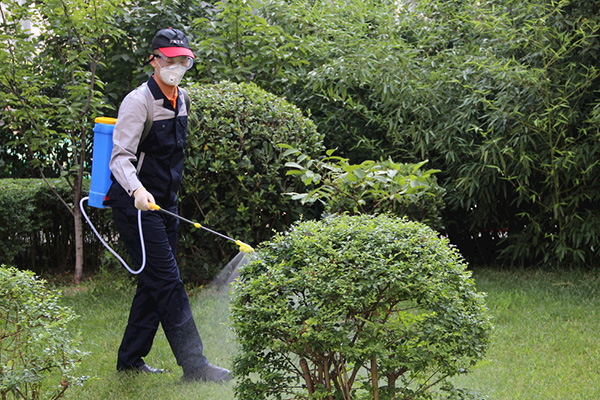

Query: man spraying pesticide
[81,28,249,382]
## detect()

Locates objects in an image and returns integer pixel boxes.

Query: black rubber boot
[164,318,232,383]
[182,362,232,383]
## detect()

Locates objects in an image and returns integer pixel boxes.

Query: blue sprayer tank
[89,117,117,208]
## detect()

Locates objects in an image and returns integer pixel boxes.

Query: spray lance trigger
[148,202,254,253]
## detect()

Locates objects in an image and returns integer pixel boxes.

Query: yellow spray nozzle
[148,202,161,211]
[235,240,254,253]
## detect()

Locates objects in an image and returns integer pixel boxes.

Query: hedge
[179,81,324,281]
[0,179,115,275]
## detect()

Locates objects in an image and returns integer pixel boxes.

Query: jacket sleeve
[109,86,148,196]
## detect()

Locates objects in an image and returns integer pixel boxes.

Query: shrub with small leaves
[0,266,86,400]
[231,214,491,400]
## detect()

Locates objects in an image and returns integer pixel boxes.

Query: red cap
[152,28,195,59]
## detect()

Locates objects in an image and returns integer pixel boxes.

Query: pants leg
[116,279,161,369]
[112,206,196,370]
[164,317,209,375]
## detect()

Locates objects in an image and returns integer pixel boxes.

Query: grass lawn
[58,266,600,399]
[453,267,600,400]
[60,273,238,400]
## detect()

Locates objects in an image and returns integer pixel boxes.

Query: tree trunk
[300,358,314,396]
[74,194,84,285]
[371,357,379,400]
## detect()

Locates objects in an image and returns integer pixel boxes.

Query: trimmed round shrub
[0,265,86,399]
[231,214,491,400]
[180,81,324,281]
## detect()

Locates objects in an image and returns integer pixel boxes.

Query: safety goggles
[152,53,194,70]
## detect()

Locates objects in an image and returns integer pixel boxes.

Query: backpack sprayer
[80,117,254,275]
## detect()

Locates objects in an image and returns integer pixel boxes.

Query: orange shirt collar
[154,74,179,109]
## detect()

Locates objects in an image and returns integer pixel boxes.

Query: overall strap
[141,85,191,145]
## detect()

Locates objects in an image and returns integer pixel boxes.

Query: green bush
[443,1,600,267]
[251,0,600,268]
[0,179,117,274]
[231,214,491,400]
[180,81,324,281]
[0,265,86,399]
[282,146,446,230]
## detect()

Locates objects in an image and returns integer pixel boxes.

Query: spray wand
[148,202,254,253]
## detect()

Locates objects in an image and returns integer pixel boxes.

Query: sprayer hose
[79,197,146,274]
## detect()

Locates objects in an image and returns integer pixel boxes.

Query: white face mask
[158,63,187,86]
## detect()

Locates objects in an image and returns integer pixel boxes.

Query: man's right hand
[133,187,155,211]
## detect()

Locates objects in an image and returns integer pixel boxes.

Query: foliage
[0,0,125,178]
[250,0,417,158]
[281,145,446,229]
[242,0,600,268]
[0,179,116,274]
[189,0,307,86]
[446,0,600,267]
[0,265,86,399]
[179,81,324,281]
[231,214,492,400]
[0,0,127,282]
[98,0,302,104]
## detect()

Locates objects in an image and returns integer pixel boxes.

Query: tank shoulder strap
[140,85,191,145]
[141,85,153,145]
[179,87,191,112]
